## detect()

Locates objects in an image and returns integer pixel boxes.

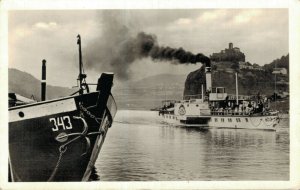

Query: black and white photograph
[1,0,300,189]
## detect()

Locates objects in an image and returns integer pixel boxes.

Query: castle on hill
[210,43,245,62]
[210,43,265,72]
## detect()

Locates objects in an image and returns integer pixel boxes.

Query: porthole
[19,111,24,118]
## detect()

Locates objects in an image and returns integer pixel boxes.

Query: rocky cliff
[184,63,289,97]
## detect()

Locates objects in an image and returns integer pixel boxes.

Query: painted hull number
[49,116,73,131]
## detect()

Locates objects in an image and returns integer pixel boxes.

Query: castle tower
[229,42,233,49]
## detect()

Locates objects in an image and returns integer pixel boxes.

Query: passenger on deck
[169,103,174,108]
[159,105,167,116]
[256,102,264,113]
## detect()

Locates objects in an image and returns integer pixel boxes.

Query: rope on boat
[47,146,67,181]
[81,109,109,181]
[47,103,108,181]
[47,115,91,181]
[79,103,101,124]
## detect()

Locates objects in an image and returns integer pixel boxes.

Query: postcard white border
[1,0,299,189]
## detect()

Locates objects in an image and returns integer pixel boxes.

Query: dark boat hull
[9,91,116,181]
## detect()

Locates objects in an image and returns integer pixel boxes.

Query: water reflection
[208,129,277,146]
[89,166,100,181]
[95,111,289,181]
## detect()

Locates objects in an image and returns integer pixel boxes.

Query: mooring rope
[47,146,67,181]
[47,115,90,181]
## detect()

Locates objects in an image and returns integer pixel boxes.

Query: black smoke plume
[137,32,210,66]
[84,12,210,80]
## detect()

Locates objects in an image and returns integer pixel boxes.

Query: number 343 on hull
[8,35,117,182]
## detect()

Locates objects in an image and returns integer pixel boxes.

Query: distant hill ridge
[9,68,186,110]
[9,68,74,101]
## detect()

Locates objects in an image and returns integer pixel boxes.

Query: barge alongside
[8,35,117,181]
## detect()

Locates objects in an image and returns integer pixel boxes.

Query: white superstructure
[206,71,279,131]
[159,62,280,131]
[208,112,279,131]
[160,95,211,127]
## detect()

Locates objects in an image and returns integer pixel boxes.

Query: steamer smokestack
[41,59,46,101]
[205,62,212,92]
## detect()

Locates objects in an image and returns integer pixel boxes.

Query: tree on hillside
[211,64,217,71]
[230,62,239,70]
[263,54,289,73]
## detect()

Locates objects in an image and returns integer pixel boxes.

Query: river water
[94,110,289,181]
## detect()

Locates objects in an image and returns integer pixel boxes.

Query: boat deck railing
[226,94,252,100]
[211,110,277,116]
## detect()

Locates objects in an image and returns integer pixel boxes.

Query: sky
[8,9,288,87]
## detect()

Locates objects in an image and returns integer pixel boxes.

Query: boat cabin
[209,87,228,101]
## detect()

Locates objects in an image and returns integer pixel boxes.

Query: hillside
[263,54,289,73]
[113,74,186,110]
[184,65,288,97]
[8,68,186,110]
[9,68,74,101]
[184,54,289,98]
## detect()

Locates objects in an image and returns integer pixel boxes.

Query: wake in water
[97,110,289,181]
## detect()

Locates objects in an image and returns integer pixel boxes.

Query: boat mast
[41,59,47,101]
[77,34,84,95]
[235,72,239,105]
[201,84,204,102]
[274,61,277,110]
